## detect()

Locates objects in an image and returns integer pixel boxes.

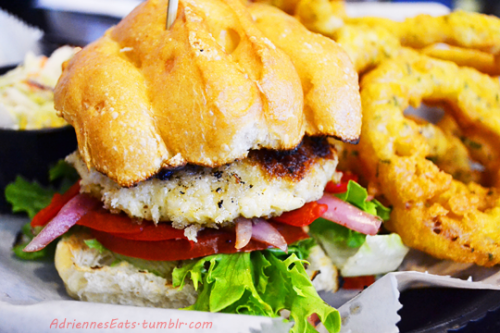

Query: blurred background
[1,0,499,34]
[0,0,498,67]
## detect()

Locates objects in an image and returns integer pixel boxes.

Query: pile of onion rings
[277,2,500,75]
[344,11,500,75]
[357,49,500,266]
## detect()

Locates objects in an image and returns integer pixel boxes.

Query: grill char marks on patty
[248,137,335,182]
[152,137,336,183]
[69,136,339,227]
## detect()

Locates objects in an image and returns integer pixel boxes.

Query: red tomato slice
[31,182,81,227]
[342,275,375,290]
[76,208,143,234]
[76,208,186,240]
[272,201,328,227]
[110,221,186,240]
[91,222,309,261]
[325,172,358,194]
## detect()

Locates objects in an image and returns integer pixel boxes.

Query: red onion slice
[235,218,253,249]
[24,194,100,252]
[251,218,287,252]
[317,194,382,235]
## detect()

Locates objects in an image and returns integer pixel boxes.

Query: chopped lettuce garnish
[12,222,56,260]
[173,240,340,333]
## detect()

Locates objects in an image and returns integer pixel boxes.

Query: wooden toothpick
[166,0,179,29]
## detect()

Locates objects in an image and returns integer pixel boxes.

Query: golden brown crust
[249,3,361,141]
[55,0,360,187]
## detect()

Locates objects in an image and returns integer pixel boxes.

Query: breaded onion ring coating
[348,11,500,54]
[357,50,500,267]
[420,44,500,76]
[294,0,346,37]
[405,113,482,185]
[334,24,401,74]
[307,11,500,75]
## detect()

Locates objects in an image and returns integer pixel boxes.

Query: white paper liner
[334,272,500,333]
[0,10,43,67]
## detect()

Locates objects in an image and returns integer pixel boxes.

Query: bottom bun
[55,232,197,308]
[55,232,338,308]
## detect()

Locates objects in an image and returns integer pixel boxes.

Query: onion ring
[404,112,483,185]
[347,11,500,55]
[355,50,500,266]
[333,24,401,74]
[294,0,346,37]
[295,10,500,75]
[420,44,500,76]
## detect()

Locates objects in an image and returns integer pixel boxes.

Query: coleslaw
[0,46,77,130]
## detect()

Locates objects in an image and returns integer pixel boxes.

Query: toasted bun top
[54,0,360,187]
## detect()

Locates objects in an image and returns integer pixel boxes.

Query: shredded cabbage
[0,46,76,130]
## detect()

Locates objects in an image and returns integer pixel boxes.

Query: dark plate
[398,287,500,332]
[0,65,77,212]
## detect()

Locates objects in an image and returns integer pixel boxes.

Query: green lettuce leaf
[310,181,391,249]
[84,239,107,254]
[172,240,340,333]
[71,238,340,331]
[4,160,79,219]
[7,160,80,261]
[335,180,390,221]
[309,218,366,248]
[49,159,80,192]
[5,177,55,219]
[264,237,316,260]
